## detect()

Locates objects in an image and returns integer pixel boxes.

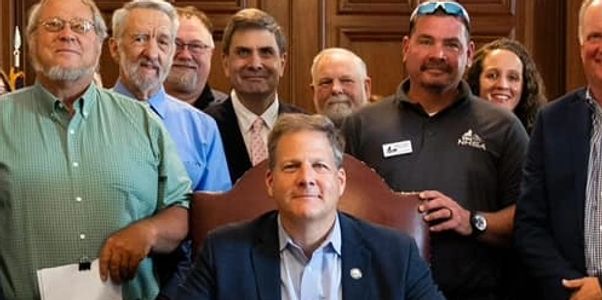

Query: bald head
[310,48,371,126]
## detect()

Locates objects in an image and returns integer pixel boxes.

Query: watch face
[473,214,487,231]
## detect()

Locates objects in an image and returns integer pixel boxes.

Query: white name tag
[382,140,413,158]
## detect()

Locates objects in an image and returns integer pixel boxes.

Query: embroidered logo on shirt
[457,129,486,150]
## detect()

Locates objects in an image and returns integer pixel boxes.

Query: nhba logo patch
[457,129,486,151]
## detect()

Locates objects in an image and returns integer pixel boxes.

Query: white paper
[37,259,122,300]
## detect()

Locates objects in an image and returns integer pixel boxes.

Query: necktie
[250,117,267,165]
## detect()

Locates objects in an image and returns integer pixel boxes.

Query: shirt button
[79,233,86,240]
[69,129,75,135]
[75,197,82,202]
[83,111,88,117]
[72,162,79,167]
[599,225,602,231]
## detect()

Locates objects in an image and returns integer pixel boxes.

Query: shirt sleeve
[194,117,232,192]
[152,114,192,210]
[497,115,529,207]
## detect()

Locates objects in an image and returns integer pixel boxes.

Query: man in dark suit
[514,1,602,299]
[204,8,303,184]
[176,114,443,300]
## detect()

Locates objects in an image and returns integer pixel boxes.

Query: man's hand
[99,221,157,283]
[563,277,602,300]
[418,190,472,236]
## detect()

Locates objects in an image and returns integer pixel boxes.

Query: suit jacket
[204,98,304,183]
[176,211,443,300]
[514,88,592,300]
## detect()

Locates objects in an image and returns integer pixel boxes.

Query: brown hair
[466,38,547,133]
[176,6,213,32]
[268,114,344,170]
[222,8,286,55]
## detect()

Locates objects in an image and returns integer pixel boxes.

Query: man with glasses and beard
[342,1,529,299]
[109,0,231,298]
[164,6,228,111]
[311,48,371,127]
[0,0,192,299]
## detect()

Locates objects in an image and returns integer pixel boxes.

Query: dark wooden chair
[190,154,430,260]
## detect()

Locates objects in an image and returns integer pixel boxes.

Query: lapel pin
[350,268,362,280]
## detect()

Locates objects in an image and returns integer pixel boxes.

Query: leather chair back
[190,154,429,260]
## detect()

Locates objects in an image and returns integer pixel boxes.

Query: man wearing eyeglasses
[164,6,228,111]
[0,0,192,299]
[342,1,529,299]
[108,0,231,298]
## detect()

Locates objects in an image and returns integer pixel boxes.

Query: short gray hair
[27,0,108,41]
[112,0,179,41]
[310,47,368,85]
[579,0,600,45]
[267,114,345,170]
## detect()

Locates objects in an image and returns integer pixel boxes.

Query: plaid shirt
[585,89,602,276]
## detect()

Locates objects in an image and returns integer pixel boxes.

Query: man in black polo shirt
[342,2,528,300]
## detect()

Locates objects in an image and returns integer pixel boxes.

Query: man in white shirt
[204,8,303,183]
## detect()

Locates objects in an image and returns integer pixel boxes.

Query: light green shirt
[0,83,192,300]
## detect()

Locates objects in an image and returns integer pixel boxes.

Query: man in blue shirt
[109,0,230,192]
[176,114,444,300]
[108,0,231,297]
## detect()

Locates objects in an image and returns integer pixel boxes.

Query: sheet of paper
[37,259,122,300]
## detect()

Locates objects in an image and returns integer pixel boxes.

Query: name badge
[382,140,413,158]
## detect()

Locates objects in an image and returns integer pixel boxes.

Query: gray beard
[45,66,94,82]
[123,60,165,94]
[324,102,353,126]
[167,70,197,93]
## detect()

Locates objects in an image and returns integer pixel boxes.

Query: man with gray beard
[311,48,371,126]
[0,0,192,299]
[164,6,227,111]
[109,0,231,298]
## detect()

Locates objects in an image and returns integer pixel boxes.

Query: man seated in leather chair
[176,113,443,300]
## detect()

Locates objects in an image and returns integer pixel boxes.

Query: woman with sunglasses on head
[466,38,547,134]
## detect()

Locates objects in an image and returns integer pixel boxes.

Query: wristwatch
[470,211,487,237]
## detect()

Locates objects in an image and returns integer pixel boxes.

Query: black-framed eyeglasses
[175,39,212,55]
[410,1,471,32]
[38,17,96,34]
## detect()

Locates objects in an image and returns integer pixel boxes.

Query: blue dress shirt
[278,215,342,300]
[113,81,231,192]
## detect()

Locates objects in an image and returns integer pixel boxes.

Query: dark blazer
[514,88,593,300]
[176,211,443,300]
[204,98,303,184]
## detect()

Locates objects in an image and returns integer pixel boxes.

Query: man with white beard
[0,0,192,298]
[164,6,227,111]
[109,0,231,298]
[310,48,371,126]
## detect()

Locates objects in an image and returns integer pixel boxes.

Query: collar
[277,213,342,257]
[113,80,168,119]
[586,88,598,107]
[36,81,98,119]
[231,89,280,132]
[395,78,471,116]
[194,84,214,110]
